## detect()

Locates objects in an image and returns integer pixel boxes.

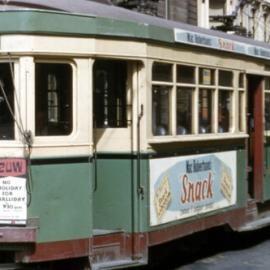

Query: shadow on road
[134,226,270,270]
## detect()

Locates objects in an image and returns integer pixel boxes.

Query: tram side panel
[18,161,93,263]
[93,157,133,232]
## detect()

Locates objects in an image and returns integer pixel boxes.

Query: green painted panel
[237,149,247,207]
[27,162,92,243]
[93,156,149,234]
[263,144,270,201]
[93,158,133,232]
[0,10,174,43]
[0,11,97,35]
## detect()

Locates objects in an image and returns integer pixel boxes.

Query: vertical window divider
[232,71,238,133]
[194,66,199,134]
[172,64,177,136]
[236,71,240,133]
[243,73,247,133]
[213,69,218,133]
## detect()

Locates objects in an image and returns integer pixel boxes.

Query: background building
[109,0,270,43]
[206,0,270,42]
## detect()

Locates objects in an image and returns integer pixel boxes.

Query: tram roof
[1,0,270,60]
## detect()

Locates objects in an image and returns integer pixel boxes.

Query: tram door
[247,75,264,201]
[92,59,145,261]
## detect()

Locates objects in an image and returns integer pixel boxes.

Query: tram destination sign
[174,28,270,60]
[150,151,237,226]
[0,159,27,225]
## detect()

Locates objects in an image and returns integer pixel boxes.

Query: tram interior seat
[177,126,187,135]
[156,125,168,136]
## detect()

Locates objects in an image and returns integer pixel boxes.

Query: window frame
[238,72,246,133]
[149,60,247,142]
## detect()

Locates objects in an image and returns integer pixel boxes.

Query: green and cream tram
[0,0,270,269]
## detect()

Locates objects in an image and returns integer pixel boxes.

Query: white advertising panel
[0,159,27,225]
[150,151,237,226]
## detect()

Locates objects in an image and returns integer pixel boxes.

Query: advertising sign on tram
[150,151,237,226]
[0,159,27,225]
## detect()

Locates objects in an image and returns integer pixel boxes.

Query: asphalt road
[178,236,270,270]
[135,226,270,270]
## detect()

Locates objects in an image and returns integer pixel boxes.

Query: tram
[0,0,270,269]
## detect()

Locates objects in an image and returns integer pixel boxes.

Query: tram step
[91,259,142,270]
[245,199,258,221]
[92,229,147,270]
[238,214,270,232]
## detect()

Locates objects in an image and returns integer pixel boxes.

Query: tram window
[35,63,73,136]
[266,77,270,89]
[218,90,232,133]
[219,70,233,87]
[199,89,213,134]
[0,63,14,140]
[177,65,195,84]
[177,88,193,134]
[93,60,127,128]
[152,62,172,82]
[239,73,244,88]
[239,91,245,132]
[265,78,270,131]
[152,86,171,136]
[199,68,215,85]
[265,93,270,131]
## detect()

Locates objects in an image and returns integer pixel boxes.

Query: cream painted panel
[94,39,147,59]
[1,35,95,55]
[30,144,91,158]
[146,44,264,72]
[1,35,147,59]
[94,128,131,152]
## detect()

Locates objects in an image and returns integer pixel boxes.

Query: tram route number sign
[0,159,27,225]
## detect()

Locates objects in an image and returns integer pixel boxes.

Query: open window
[35,63,73,136]
[0,63,14,140]
[93,59,127,128]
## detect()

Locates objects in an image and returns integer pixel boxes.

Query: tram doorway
[247,75,264,201]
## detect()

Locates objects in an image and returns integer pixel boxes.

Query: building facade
[206,0,270,42]
[110,0,270,43]
[111,0,197,25]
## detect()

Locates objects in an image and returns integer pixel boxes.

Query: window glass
[0,63,14,140]
[265,77,270,90]
[218,90,232,133]
[199,68,215,85]
[199,89,213,133]
[219,70,233,87]
[35,63,73,136]
[152,62,173,82]
[177,88,193,134]
[94,60,127,128]
[239,73,244,88]
[239,91,245,132]
[152,86,171,136]
[265,93,270,131]
[177,65,195,84]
